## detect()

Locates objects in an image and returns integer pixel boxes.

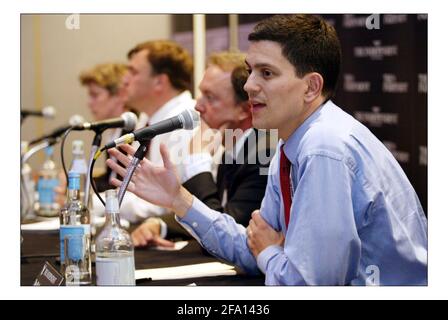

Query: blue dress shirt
[178,100,428,285]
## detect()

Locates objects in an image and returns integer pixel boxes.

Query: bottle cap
[72,140,84,155]
[105,189,119,213]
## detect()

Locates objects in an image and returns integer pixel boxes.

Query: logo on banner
[383,14,408,25]
[383,141,410,164]
[383,74,409,93]
[354,106,399,127]
[354,40,398,60]
[417,14,428,21]
[418,74,427,93]
[343,14,373,29]
[343,74,371,92]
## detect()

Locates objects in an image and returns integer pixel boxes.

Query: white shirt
[92,91,197,223]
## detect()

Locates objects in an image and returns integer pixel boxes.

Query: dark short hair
[248,14,341,98]
[128,40,193,92]
[231,66,249,104]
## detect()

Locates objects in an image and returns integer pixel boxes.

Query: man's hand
[107,143,193,217]
[131,218,175,248]
[247,210,285,258]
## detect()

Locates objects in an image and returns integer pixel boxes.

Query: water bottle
[20,141,36,219]
[36,146,60,217]
[95,189,135,286]
[69,140,93,208]
[69,140,87,195]
[59,171,91,285]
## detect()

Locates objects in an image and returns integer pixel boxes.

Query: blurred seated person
[55,63,133,206]
[79,63,137,192]
[122,52,275,247]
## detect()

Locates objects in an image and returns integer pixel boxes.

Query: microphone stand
[85,132,102,208]
[117,142,149,206]
[22,137,58,164]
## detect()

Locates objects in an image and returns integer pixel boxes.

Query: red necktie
[279,145,292,229]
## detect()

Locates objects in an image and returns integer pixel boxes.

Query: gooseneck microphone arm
[97,109,198,206]
[22,137,59,165]
[101,109,199,151]
[117,143,149,206]
[84,133,102,207]
[60,111,137,190]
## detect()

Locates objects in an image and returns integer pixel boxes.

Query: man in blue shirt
[107,15,428,285]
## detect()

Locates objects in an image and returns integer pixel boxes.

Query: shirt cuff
[176,196,221,241]
[256,245,283,274]
[180,153,213,184]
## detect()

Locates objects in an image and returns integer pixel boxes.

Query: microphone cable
[60,126,74,186]
[90,148,105,206]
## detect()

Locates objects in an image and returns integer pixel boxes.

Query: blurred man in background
[92,40,196,223]
[54,62,131,205]
[128,51,275,247]
[79,63,132,192]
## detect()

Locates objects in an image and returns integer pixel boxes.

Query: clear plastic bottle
[36,146,60,217]
[20,141,36,219]
[95,189,135,286]
[59,171,91,285]
[69,140,92,209]
[69,140,87,196]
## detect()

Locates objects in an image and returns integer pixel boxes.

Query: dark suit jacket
[94,158,115,193]
[161,129,276,240]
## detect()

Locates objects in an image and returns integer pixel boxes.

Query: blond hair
[79,63,128,95]
[207,51,246,72]
[207,51,248,104]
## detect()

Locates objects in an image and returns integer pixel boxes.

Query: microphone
[73,112,138,132]
[29,114,85,145]
[102,109,200,151]
[21,106,56,119]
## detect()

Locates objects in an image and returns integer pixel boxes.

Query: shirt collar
[283,99,333,163]
[149,90,193,125]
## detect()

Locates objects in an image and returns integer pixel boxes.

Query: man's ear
[303,72,324,103]
[154,73,169,91]
[237,101,252,121]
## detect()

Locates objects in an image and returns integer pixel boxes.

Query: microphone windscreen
[42,106,56,118]
[180,109,200,130]
[69,114,85,126]
[121,112,138,131]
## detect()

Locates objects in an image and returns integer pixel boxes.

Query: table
[20,230,265,286]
